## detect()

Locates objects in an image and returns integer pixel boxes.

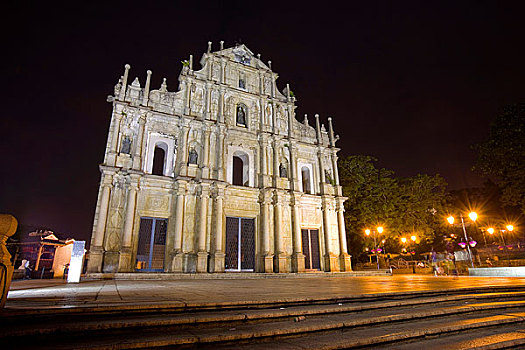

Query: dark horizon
[2,1,524,241]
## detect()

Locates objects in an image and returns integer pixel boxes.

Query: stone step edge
[3,299,525,346]
[4,285,525,317]
[3,292,525,338]
[2,292,510,337]
[49,305,525,349]
[84,270,393,280]
[469,338,525,350]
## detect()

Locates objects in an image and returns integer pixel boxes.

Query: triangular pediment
[213,44,270,70]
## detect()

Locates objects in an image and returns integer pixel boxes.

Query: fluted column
[196,187,209,272]
[291,195,305,272]
[322,199,338,272]
[210,188,225,272]
[337,199,352,271]
[170,183,186,272]
[87,177,112,273]
[118,180,138,271]
[132,115,146,170]
[273,192,288,272]
[260,191,273,272]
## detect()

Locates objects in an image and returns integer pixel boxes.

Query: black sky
[2,1,524,242]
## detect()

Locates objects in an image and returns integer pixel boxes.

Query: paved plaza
[5,275,525,311]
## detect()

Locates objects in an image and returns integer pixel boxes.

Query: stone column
[273,192,288,272]
[118,64,130,101]
[337,199,352,271]
[322,199,338,272]
[178,125,190,176]
[202,127,211,178]
[290,146,300,191]
[142,70,152,106]
[170,183,186,272]
[0,214,17,308]
[87,178,112,273]
[196,186,209,272]
[217,128,226,181]
[107,112,123,166]
[273,138,280,187]
[132,115,146,170]
[210,189,225,272]
[118,180,138,272]
[291,195,305,272]
[259,191,274,272]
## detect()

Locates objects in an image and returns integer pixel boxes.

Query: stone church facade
[87,43,351,274]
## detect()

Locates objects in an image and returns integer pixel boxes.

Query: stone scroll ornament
[0,214,17,308]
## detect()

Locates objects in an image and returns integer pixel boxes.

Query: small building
[87,43,351,274]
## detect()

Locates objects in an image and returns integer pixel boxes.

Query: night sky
[2,1,524,242]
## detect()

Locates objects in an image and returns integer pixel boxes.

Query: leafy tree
[474,103,525,214]
[339,155,448,259]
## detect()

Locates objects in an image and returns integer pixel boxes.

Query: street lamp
[401,236,417,273]
[365,227,384,270]
[488,224,516,266]
[447,212,477,268]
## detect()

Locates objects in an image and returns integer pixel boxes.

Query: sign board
[67,241,85,283]
[454,250,469,262]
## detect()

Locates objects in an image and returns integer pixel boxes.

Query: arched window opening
[236,104,247,127]
[152,146,166,176]
[301,166,312,194]
[233,156,244,186]
[232,151,250,186]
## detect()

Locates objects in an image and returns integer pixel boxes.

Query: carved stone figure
[188,148,198,165]
[121,136,132,154]
[236,105,246,125]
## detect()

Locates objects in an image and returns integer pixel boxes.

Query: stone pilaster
[290,194,305,272]
[322,198,339,272]
[196,186,209,272]
[118,177,139,272]
[273,191,288,272]
[209,186,225,272]
[87,172,113,273]
[169,182,186,272]
[132,114,146,170]
[337,199,352,272]
[259,190,273,272]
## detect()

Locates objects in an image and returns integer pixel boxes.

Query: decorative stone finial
[303,114,309,126]
[257,53,261,60]
[189,55,193,71]
[207,41,212,53]
[142,70,152,106]
[131,77,140,87]
[220,40,224,50]
[160,78,167,92]
[268,60,272,69]
[119,64,131,101]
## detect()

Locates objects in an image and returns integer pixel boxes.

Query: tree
[474,103,525,214]
[339,155,448,259]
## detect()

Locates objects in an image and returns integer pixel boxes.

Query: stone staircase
[2,286,525,349]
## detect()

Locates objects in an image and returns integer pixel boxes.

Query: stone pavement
[5,274,525,311]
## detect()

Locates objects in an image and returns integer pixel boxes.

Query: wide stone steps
[2,287,525,349]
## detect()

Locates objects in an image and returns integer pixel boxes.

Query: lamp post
[365,226,384,269]
[401,236,417,273]
[447,212,477,268]
[487,224,515,266]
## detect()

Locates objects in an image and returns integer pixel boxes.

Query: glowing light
[365,229,371,236]
[447,216,455,225]
[401,237,407,243]
[468,212,478,222]
[377,226,384,234]
[411,235,417,242]
[506,225,514,232]
[487,228,494,234]
[458,242,467,248]
[469,240,477,248]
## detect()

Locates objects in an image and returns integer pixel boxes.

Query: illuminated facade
[87,43,350,273]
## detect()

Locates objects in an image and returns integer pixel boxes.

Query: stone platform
[85,270,392,280]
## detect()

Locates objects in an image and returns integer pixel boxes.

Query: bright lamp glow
[447,216,455,225]
[365,229,371,236]
[487,228,494,234]
[468,212,478,222]
[411,235,417,242]
[377,226,384,234]
[506,225,514,231]
[401,237,407,243]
